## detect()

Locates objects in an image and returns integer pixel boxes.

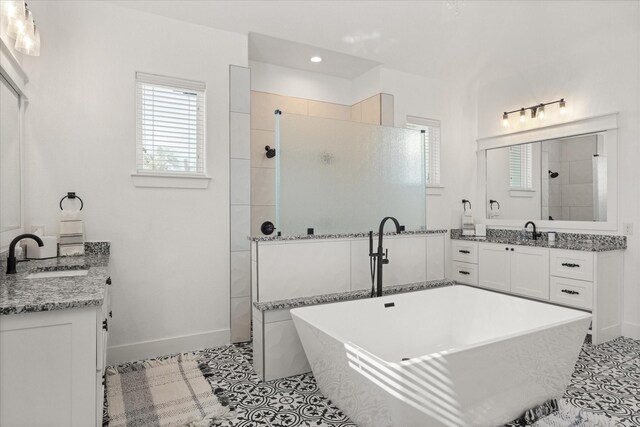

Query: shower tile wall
[230,65,252,343]
[544,136,596,221]
[250,91,394,236]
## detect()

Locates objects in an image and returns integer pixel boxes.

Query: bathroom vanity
[451,231,625,345]
[0,243,111,427]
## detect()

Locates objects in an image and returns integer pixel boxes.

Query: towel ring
[60,192,84,211]
[461,199,471,211]
[489,199,500,210]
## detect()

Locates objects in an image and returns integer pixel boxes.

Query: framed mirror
[477,114,618,231]
[0,70,24,248]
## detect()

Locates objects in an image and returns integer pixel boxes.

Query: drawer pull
[109,310,113,318]
[102,319,108,331]
[561,289,580,295]
[458,271,470,275]
[106,277,112,285]
[561,263,580,268]
[459,250,470,254]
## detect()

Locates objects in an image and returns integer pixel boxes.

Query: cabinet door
[478,243,510,292]
[510,246,550,300]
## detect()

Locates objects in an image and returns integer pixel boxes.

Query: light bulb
[1,1,24,20]
[6,2,28,39]
[519,108,526,123]
[310,56,322,63]
[502,112,509,128]
[16,23,39,56]
[559,99,566,115]
[537,104,545,119]
[14,8,34,54]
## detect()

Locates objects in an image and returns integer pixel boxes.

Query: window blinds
[407,117,441,186]
[509,144,533,189]
[136,72,206,175]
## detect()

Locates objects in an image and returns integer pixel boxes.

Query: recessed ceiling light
[310,56,322,63]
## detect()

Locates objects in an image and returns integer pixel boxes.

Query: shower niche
[275,112,426,235]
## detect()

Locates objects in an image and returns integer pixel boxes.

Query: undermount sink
[26,269,89,279]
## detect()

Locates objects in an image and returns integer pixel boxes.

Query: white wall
[22,1,248,363]
[249,61,353,105]
[474,20,640,338]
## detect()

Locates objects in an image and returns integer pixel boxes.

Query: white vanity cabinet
[0,279,111,427]
[451,240,479,285]
[453,239,623,345]
[478,243,549,299]
[549,249,622,344]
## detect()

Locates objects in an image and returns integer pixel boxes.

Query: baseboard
[622,321,640,340]
[106,328,230,365]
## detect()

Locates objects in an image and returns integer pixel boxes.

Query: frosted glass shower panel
[276,113,425,234]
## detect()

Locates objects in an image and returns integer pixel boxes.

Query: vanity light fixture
[1,2,41,56]
[310,56,322,63]
[501,98,566,126]
[502,112,509,128]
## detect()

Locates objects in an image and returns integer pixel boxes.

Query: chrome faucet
[369,217,404,297]
[5,234,44,274]
[524,221,541,240]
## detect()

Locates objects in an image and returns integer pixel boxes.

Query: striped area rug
[106,354,233,427]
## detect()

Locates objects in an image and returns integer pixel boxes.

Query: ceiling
[111,1,639,81]
[248,33,380,80]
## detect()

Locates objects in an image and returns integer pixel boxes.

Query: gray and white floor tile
[105,337,640,426]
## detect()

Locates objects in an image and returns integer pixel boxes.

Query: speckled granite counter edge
[450,229,626,252]
[250,229,448,242]
[253,279,455,311]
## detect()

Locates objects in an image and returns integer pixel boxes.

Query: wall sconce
[502,98,566,128]
[1,1,41,56]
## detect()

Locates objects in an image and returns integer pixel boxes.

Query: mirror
[0,73,22,233]
[486,133,607,222]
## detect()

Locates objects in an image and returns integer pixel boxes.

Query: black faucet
[524,221,541,240]
[5,234,44,274]
[369,217,403,297]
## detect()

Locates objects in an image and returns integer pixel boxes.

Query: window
[509,144,533,190]
[407,117,441,186]
[136,72,205,176]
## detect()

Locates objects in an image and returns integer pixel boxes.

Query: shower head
[549,170,559,178]
[265,145,276,159]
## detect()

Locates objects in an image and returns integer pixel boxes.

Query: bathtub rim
[291,285,592,366]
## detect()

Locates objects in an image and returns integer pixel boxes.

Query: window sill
[509,189,535,198]
[131,173,211,189]
[426,185,444,196]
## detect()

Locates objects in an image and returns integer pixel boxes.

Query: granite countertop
[0,253,110,315]
[451,235,623,252]
[450,229,626,252]
[253,279,455,312]
[250,229,448,242]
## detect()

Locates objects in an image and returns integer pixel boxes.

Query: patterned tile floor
[105,337,640,426]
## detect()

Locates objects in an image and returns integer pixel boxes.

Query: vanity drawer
[452,241,478,264]
[550,276,593,310]
[452,261,478,286]
[550,250,594,282]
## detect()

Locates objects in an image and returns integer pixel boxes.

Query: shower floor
[104,337,640,426]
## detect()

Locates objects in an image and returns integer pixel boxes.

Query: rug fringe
[106,353,200,376]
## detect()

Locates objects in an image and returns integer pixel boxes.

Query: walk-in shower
[274,112,426,235]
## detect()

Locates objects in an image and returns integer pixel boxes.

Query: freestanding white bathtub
[291,285,591,427]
